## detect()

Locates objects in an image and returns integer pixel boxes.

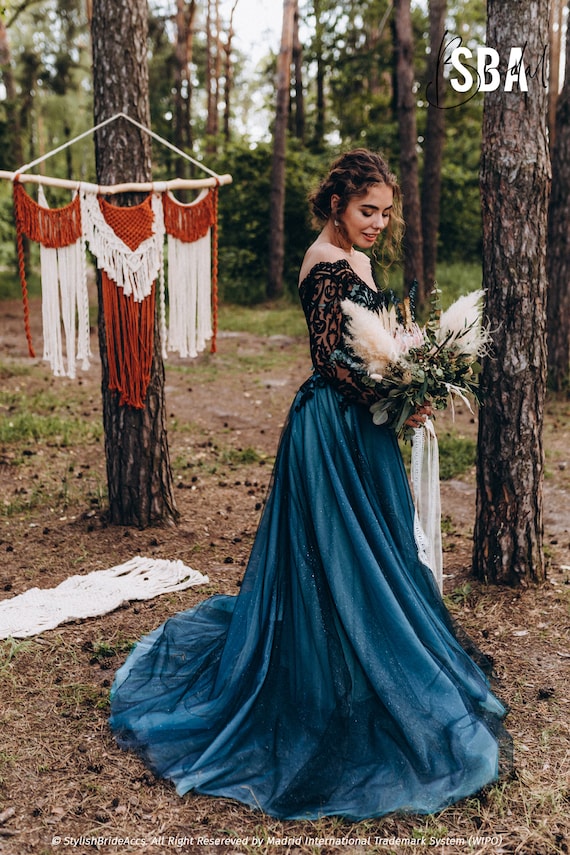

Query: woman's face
[332,183,394,250]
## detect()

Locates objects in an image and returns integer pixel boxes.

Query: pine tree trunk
[91,0,178,528]
[267,0,296,300]
[547,0,570,391]
[292,6,305,141]
[312,0,325,151]
[474,0,550,585]
[223,0,238,142]
[393,0,425,302]
[174,0,195,160]
[421,0,446,292]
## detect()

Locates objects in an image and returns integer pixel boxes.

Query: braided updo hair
[309,148,403,264]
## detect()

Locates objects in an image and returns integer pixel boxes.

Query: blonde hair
[309,148,403,267]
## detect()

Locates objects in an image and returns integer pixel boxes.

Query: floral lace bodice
[298,259,386,406]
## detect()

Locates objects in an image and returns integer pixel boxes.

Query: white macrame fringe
[80,189,165,302]
[167,230,212,358]
[38,187,91,379]
[411,419,443,592]
[0,556,209,639]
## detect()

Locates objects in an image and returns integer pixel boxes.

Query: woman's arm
[299,263,382,406]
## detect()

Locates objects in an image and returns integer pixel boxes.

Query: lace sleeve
[298,261,384,406]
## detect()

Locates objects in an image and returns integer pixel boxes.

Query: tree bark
[421,0,446,292]
[222,0,238,142]
[267,0,296,300]
[548,0,563,148]
[393,0,425,303]
[313,0,326,151]
[547,0,570,391]
[474,0,550,585]
[91,0,178,527]
[292,4,305,141]
[173,0,196,159]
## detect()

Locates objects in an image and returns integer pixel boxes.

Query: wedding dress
[110,259,509,820]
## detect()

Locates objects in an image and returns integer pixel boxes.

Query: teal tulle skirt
[109,375,509,820]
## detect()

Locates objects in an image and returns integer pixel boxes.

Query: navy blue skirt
[109,376,508,820]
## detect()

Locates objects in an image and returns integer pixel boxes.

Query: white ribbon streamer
[411,419,443,591]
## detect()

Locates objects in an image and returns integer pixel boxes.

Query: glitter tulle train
[109,262,509,820]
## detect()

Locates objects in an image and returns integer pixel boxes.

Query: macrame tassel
[101,270,155,409]
[83,192,161,408]
[162,189,217,355]
[13,180,84,360]
[37,186,91,379]
[167,232,212,358]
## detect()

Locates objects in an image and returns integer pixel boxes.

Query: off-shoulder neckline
[298,258,379,294]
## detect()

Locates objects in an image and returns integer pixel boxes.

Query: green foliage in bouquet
[341,287,490,440]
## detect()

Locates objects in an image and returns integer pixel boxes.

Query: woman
[110,149,509,821]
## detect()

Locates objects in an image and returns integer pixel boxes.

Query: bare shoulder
[298,243,349,286]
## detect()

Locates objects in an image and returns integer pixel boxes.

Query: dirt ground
[0,296,569,855]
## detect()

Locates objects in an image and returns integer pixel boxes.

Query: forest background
[0,0,493,305]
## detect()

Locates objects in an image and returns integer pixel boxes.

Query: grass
[400,431,477,481]
[219,299,307,337]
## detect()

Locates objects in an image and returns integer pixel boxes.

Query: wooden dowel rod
[0,171,233,193]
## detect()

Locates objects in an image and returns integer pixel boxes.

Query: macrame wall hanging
[2,112,230,410]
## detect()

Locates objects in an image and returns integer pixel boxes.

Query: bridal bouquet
[341,288,491,439]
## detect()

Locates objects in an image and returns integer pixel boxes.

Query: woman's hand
[404,404,432,429]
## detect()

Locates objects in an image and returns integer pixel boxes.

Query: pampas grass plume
[437,290,491,356]
[340,299,399,376]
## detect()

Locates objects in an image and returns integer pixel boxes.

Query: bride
[109,148,510,821]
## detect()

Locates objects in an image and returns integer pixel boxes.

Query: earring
[334,219,339,228]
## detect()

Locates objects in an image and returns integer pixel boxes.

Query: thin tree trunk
[421,0,446,293]
[312,0,325,150]
[474,0,550,585]
[267,0,296,300]
[91,0,178,527]
[173,0,194,164]
[393,0,425,303]
[292,5,305,141]
[206,0,215,138]
[223,0,238,142]
[547,0,570,391]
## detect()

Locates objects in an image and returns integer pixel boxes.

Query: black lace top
[298,259,386,407]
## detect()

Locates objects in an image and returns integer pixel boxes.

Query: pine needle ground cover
[0,296,568,855]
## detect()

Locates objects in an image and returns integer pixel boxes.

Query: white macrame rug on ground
[0,556,209,639]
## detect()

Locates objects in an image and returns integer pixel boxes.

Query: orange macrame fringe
[162,189,215,243]
[101,270,155,409]
[98,195,156,409]
[13,180,83,358]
